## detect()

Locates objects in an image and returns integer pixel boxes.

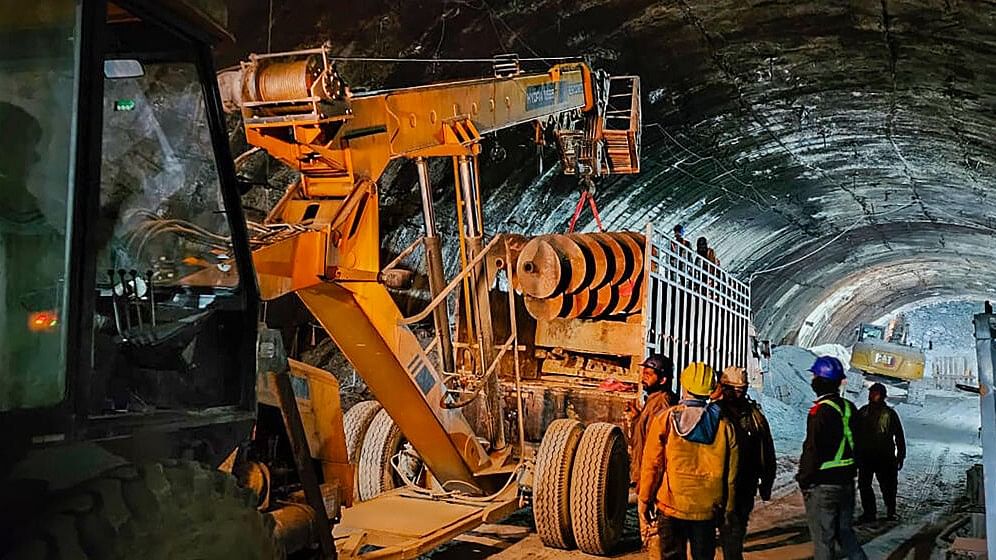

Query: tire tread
[533,419,584,549]
[569,422,629,555]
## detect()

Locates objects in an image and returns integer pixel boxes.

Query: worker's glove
[722,510,737,528]
[759,485,772,502]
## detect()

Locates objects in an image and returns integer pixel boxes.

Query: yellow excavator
[850,315,926,385]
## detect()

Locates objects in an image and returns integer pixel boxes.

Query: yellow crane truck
[216,38,760,557]
[1,1,761,557]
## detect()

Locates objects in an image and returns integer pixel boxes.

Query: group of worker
[671,224,720,269]
[628,353,906,560]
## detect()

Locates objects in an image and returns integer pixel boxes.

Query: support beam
[455,155,505,451]
[297,283,486,489]
[416,157,454,373]
[973,312,996,559]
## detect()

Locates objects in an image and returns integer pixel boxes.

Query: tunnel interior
[220,0,996,346]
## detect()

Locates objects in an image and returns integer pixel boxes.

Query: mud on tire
[4,460,283,560]
[569,422,629,556]
[533,418,584,549]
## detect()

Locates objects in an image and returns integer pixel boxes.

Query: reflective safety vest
[817,399,855,470]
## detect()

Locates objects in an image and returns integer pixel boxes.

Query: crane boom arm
[230,55,602,191]
[342,64,591,160]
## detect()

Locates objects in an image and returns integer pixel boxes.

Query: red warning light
[27,310,59,333]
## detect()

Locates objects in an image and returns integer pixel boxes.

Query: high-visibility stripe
[818,399,855,470]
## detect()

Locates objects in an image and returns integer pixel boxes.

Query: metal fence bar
[696,294,705,366]
[655,249,749,312]
[706,291,716,370]
[681,280,692,368]
[648,270,751,322]
[669,284,678,367]
[652,254,749,310]
[645,223,751,375]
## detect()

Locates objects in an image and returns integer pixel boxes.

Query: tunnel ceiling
[222,0,996,345]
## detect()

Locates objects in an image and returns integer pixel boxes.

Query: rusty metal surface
[334,487,521,559]
[503,381,632,443]
[270,502,319,555]
[517,233,644,302]
[535,317,642,357]
[516,232,646,323]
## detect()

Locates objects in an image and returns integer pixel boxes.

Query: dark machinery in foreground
[0,2,346,558]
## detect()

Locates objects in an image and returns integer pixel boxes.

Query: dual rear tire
[533,420,629,555]
[343,401,421,502]
[346,403,631,556]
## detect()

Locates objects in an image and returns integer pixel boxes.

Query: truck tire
[4,460,283,560]
[569,422,629,556]
[533,418,584,549]
[343,400,383,500]
[357,408,405,501]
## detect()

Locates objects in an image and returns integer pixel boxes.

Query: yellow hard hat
[680,362,716,396]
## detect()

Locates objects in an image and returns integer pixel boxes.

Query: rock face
[219,0,996,345]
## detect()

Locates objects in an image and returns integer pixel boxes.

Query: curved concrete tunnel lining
[748,221,996,344]
[225,0,996,352]
[795,272,994,348]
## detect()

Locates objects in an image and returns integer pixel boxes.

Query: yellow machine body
[851,340,926,381]
[223,46,642,557]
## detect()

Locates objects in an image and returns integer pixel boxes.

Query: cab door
[0,0,258,453]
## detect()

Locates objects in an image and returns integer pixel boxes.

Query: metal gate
[642,224,751,379]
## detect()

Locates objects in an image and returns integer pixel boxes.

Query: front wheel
[4,460,283,560]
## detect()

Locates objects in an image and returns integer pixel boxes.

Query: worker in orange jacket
[639,362,739,560]
[626,353,678,489]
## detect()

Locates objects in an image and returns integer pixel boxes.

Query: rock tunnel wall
[220,0,996,345]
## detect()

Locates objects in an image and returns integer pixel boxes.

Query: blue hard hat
[809,356,845,381]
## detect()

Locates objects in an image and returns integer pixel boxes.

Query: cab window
[0,0,80,411]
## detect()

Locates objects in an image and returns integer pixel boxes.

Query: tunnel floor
[423,389,981,560]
